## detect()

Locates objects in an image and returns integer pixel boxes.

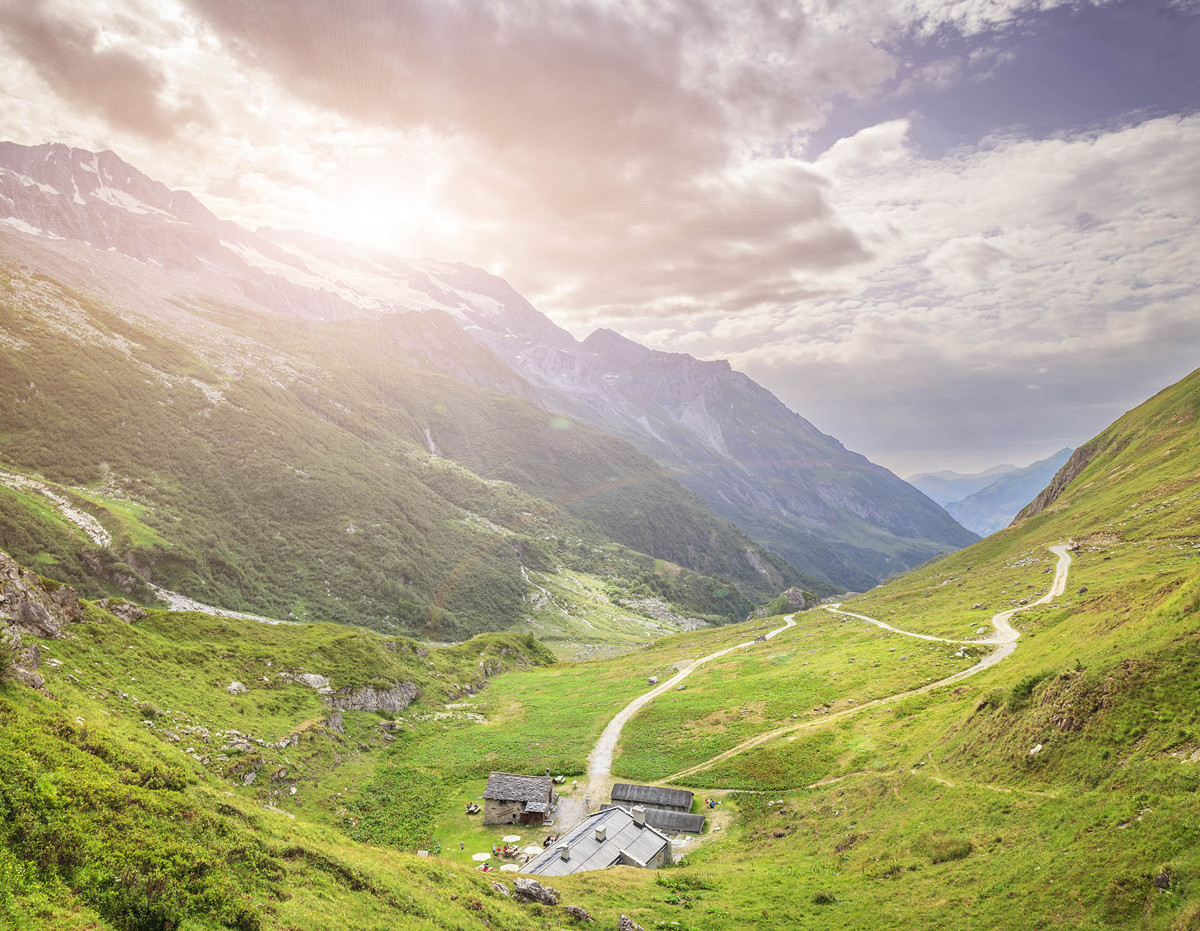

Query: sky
[0,0,1197,475]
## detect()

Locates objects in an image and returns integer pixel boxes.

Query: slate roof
[610,783,694,811]
[600,803,705,834]
[522,807,671,877]
[523,801,548,813]
[483,772,553,803]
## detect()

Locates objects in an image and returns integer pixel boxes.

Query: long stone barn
[606,783,705,833]
[482,772,557,826]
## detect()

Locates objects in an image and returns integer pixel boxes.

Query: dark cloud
[182,0,892,312]
[0,0,211,140]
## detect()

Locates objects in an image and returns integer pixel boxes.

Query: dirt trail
[554,613,797,831]
[663,544,1072,783]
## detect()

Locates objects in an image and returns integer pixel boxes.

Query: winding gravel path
[554,613,798,831]
[662,544,1073,783]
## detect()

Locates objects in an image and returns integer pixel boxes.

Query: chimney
[557,843,570,861]
[594,826,607,842]
[632,806,646,827]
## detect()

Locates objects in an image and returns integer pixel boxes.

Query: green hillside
[3,366,1200,930]
[0,263,825,638]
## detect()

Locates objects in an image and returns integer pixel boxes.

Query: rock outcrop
[513,877,559,906]
[0,549,83,688]
[327,681,419,713]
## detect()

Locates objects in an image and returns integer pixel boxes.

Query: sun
[320,185,433,252]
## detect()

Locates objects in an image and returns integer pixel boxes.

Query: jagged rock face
[327,681,419,713]
[1,548,83,689]
[0,549,82,639]
[484,325,977,588]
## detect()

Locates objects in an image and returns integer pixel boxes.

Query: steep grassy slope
[0,261,824,636]
[0,588,568,930]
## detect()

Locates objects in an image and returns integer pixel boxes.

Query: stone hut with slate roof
[523,806,672,876]
[610,783,694,813]
[482,772,556,826]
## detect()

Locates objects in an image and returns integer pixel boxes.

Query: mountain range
[909,447,1075,536]
[0,141,975,595]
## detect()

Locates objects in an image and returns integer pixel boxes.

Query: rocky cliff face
[0,548,83,688]
[465,322,977,588]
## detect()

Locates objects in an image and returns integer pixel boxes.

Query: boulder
[490,881,510,897]
[98,599,148,623]
[513,877,559,906]
[616,916,646,931]
[564,904,594,922]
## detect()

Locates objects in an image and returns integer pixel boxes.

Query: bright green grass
[614,609,976,783]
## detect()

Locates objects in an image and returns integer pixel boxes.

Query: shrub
[1008,670,1056,710]
[812,891,837,905]
[921,832,972,864]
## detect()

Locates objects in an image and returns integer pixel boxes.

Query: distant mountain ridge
[910,449,1074,537]
[907,464,1016,507]
[945,448,1074,535]
[0,140,976,588]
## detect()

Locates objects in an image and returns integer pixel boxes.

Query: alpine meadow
[2,2,1200,930]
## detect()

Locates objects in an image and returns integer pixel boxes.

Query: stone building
[482,772,556,826]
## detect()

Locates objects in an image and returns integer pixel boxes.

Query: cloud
[616,113,1200,472]
[0,0,211,139]
[176,0,898,315]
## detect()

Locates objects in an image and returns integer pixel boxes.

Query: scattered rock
[564,904,594,922]
[1153,870,1171,891]
[647,676,658,685]
[490,881,510,897]
[513,877,559,906]
[226,681,248,695]
[1029,743,1043,756]
[326,711,345,734]
[676,684,686,691]
[1077,586,1088,595]
[616,916,646,931]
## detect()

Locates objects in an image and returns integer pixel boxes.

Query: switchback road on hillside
[663,544,1073,783]
[553,612,798,831]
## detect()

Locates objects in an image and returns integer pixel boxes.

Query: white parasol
[471,852,491,862]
